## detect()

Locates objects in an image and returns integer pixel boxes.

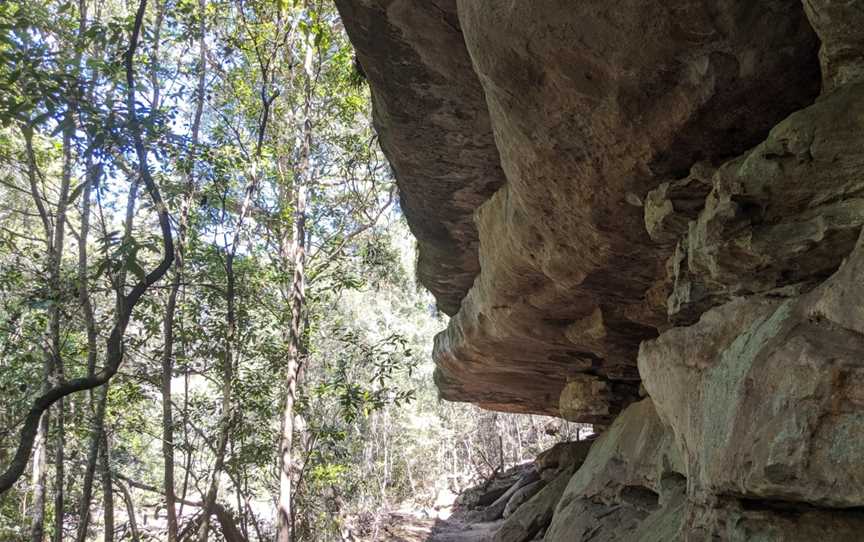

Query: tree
[0,3,589,541]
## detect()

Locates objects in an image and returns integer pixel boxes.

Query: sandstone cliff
[336,0,864,539]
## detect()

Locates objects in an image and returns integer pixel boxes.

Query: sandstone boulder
[545,399,685,541]
[478,468,540,523]
[493,466,573,542]
[502,480,545,519]
[640,232,864,508]
[534,440,593,474]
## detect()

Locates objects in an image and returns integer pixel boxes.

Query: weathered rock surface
[503,480,545,519]
[337,0,864,539]
[478,468,541,523]
[494,466,574,542]
[656,82,864,323]
[534,440,592,475]
[545,399,685,541]
[641,232,864,508]
[462,463,535,510]
[333,0,506,316]
[338,0,821,419]
[434,0,821,420]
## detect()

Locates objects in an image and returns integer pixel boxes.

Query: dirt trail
[376,510,500,542]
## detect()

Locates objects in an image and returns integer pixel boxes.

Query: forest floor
[359,464,541,541]
[376,509,500,542]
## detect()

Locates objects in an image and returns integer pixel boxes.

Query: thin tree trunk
[22,124,50,542]
[197,4,279,534]
[29,412,49,542]
[100,433,113,542]
[115,480,139,542]
[53,404,64,542]
[75,386,109,542]
[196,256,235,542]
[179,363,191,520]
[161,278,179,542]
[276,73,313,542]
[120,476,247,542]
[162,5,205,539]
[23,74,73,539]
[72,153,105,542]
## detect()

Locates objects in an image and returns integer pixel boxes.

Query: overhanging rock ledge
[337,0,864,539]
[336,0,824,421]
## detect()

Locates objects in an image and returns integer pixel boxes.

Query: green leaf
[127,260,146,282]
[67,181,87,203]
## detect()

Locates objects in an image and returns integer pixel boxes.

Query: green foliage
[0,3,587,541]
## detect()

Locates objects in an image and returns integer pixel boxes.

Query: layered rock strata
[338,0,823,420]
[336,0,864,538]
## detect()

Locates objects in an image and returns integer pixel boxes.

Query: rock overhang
[335,0,827,422]
[339,1,864,537]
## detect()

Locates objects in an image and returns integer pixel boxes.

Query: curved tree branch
[0,0,175,495]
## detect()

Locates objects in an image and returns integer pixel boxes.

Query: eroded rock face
[438,0,820,420]
[640,234,864,508]
[333,0,506,316]
[632,1,864,535]
[337,0,864,538]
[337,0,821,419]
[545,399,685,542]
[655,82,864,323]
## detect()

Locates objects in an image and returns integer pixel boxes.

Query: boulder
[493,466,574,542]
[640,232,864,508]
[464,464,534,509]
[545,399,685,541]
[534,440,593,474]
[503,480,545,518]
[479,469,540,522]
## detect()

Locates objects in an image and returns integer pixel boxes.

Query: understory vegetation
[0,1,588,540]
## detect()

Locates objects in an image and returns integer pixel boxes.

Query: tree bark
[157,0,193,538]
[276,66,313,542]
[29,412,49,542]
[195,254,234,542]
[120,475,248,542]
[23,60,73,537]
[75,385,109,542]
[115,480,139,542]
[100,433,114,542]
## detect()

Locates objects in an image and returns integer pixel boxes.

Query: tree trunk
[75,385,109,542]
[73,148,103,542]
[100,433,114,542]
[52,403,64,542]
[162,4,205,539]
[115,480,139,542]
[161,279,179,542]
[29,412,49,542]
[24,64,73,538]
[276,71,313,542]
[196,256,235,542]
[119,475,248,542]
